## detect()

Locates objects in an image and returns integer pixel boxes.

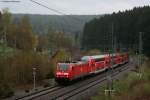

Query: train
[55,53,129,84]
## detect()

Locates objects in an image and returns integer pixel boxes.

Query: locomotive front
[55,63,72,83]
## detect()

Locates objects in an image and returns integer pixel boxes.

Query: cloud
[0,0,150,15]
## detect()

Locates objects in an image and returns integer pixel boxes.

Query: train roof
[91,54,107,59]
[81,53,120,61]
[61,61,87,67]
[81,54,107,61]
[58,53,126,65]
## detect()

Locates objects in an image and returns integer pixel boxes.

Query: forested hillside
[82,6,150,56]
[12,14,100,34]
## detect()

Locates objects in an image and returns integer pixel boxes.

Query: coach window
[95,58,105,62]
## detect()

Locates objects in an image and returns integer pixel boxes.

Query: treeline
[0,9,74,98]
[12,14,100,34]
[82,6,150,56]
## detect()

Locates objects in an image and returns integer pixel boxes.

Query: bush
[141,62,150,81]
[0,51,51,85]
[0,83,14,98]
[142,82,150,94]
[46,73,54,79]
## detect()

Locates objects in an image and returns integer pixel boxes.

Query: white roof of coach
[81,54,107,61]
[91,54,106,59]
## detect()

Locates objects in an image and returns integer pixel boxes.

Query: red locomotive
[55,53,129,84]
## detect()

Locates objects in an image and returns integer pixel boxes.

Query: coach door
[90,59,95,72]
[72,66,75,79]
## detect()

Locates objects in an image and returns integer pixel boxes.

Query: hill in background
[12,14,101,34]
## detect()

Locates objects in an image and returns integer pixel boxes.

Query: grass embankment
[92,59,150,100]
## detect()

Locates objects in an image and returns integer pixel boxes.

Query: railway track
[52,63,130,100]
[28,62,134,100]
[57,64,128,100]
[15,85,64,100]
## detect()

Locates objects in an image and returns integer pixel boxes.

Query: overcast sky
[0,0,150,15]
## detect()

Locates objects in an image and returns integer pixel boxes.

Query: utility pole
[138,32,143,78]
[112,23,114,53]
[105,23,115,97]
[33,67,37,91]
[111,22,115,91]
[4,27,7,46]
[1,27,7,57]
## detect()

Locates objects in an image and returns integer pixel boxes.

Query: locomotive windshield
[59,64,69,70]
[81,56,89,63]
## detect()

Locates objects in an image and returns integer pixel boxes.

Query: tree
[16,16,38,50]
[82,6,150,56]
[47,32,74,54]
[0,8,11,45]
[36,34,48,52]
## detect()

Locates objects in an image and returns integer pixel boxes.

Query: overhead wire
[0,0,20,2]
[30,0,86,37]
[30,0,85,23]
[30,0,66,15]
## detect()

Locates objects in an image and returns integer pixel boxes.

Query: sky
[0,0,150,15]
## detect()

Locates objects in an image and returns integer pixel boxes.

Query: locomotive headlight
[56,72,69,75]
[64,73,69,75]
[56,72,61,75]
